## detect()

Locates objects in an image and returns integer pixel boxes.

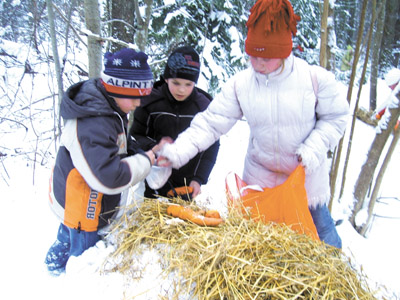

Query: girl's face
[166,78,195,101]
[114,97,141,114]
[249,56,283,75]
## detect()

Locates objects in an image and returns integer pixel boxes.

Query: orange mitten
[167,186,194,201]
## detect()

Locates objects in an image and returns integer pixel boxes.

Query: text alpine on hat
[164,46,201,83]
[101,48,154,99]
[245,0,300,59]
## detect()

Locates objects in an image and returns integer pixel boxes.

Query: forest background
[0,0,400,263]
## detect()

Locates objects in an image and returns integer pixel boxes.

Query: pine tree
[291,0,321,65]
[148,0,250,95]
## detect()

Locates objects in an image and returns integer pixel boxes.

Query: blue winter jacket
[49,79,151,231]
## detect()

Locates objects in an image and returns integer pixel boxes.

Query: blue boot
[45,224,71,275]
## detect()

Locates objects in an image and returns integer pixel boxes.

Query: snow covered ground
[1,111,399,299]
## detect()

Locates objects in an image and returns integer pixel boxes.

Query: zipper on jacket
[114,112,126,137]
[174,103,180,135]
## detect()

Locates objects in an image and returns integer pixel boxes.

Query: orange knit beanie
[245,0,301,58]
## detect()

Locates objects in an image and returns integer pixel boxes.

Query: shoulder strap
[310,67,318,97]
[310,67,319,106]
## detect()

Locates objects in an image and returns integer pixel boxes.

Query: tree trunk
[128,0,153,128]
[328,146,338,211]
[84,0,102,78]
[319,0,329,68]
[360,126,400,236]
[351,91,400,227]
[325,2,335,72]
[319,0,335,71]
[381,0,400,68]
[339,0,376,200]
[349,1,362,44]
[30,0,46,53]
[331,0,368,204]
[63,0,77,63]
[46,0,64,136]
[369,0,387,112]
[108,0,135,52]
[133,0,153,51]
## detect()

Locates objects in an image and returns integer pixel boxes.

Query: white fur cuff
[296,144,321,175]
[158,143,183,169]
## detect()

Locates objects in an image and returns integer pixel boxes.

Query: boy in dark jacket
[130,46,219,199]
[45,48,162,275]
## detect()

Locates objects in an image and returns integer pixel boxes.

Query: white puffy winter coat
[160,54,350,208]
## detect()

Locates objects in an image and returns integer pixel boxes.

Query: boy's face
[249,56,282,75]
[166,78,195,101]
[114,97,141,113]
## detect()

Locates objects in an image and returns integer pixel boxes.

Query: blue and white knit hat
[101,48,154,99]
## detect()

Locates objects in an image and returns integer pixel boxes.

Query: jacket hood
[61,78,122,120]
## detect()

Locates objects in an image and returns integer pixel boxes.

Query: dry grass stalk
[105,198,378,300]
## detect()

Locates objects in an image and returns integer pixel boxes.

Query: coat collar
[252,53,294,85]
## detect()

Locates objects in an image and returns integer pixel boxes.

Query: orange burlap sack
[226,165,319,241]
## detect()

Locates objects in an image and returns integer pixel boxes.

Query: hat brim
[245,40,292,59]
[101,80,152,99]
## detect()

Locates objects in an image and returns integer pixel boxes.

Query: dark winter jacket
[49,79,151,231]
[130,80,219,197]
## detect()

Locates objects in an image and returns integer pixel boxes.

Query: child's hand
[151,137,173,156]
[156,156,171,167]
[146,137,174,166]
[145,149,156,165]
[189,180,201,198]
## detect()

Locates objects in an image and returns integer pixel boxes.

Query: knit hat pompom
[164,46,201,83]
[245,0,301,58]
[101,48,154,99]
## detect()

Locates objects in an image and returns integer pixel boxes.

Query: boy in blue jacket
[45,48,162,275]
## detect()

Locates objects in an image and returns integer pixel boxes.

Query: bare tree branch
[0,117,29,132]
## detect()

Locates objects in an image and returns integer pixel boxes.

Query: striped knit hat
[101,48,154,99]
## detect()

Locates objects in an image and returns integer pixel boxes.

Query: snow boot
[45,239,70,276]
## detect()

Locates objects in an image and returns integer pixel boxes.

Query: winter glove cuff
[158,143,186,169]
[296,144,321,175]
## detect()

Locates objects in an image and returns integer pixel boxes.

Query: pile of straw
[105,199,378,299]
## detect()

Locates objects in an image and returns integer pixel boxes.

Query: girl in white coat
[159,0,349,248]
